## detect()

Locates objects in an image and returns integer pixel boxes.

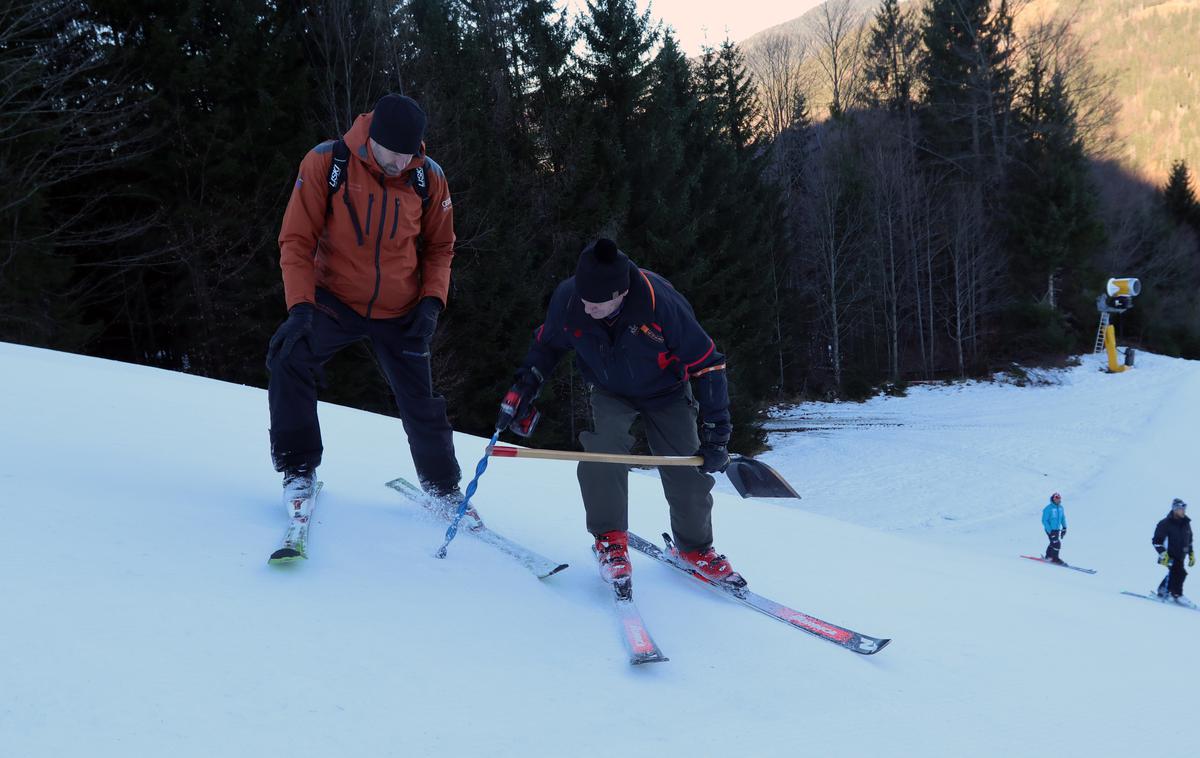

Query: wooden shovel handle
[488,445,702,467]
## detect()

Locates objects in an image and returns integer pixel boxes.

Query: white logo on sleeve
[441,197,452,210]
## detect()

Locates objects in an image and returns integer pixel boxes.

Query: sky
[560,0,822,56]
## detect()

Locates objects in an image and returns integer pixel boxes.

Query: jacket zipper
[365,179,388,318]
[364,194,375,236]
[390,198,401,238]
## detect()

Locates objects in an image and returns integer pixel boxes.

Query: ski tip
[268,548,306,565]
[631,654,670,665]
[538,563,570,580]
[862,638,892,655]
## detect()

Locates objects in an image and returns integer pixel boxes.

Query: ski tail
[268,481,323,565]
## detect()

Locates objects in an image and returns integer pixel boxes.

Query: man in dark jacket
[1153,498,1194,603]
[267,94,461,510]
[498,238,744,591]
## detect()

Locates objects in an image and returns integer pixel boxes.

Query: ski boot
[671,544,748,589]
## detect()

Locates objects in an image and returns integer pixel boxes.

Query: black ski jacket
[520,264,729,426]
[1153,514,1193,560]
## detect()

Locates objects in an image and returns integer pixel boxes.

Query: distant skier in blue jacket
[1042,492,1067,564]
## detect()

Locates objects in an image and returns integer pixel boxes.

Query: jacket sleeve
[1042,506,1051,533]
[520,284,572,380]
[658,282,729,427]
[418,160,456,306]
[278,148,332,311]
[1153,519,1168,553]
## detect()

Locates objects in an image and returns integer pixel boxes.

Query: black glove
[406,297,443,340]
[497,367,543,435]
[1060,528,1066,540]
[266,303,314,368]
[696,418,732,474]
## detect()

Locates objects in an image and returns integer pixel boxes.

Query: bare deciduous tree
[747,32,810,140]
[808,0,866,118]
[299,0,405,134]
[801,129,869,392]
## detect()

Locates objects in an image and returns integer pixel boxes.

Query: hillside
[2,342,1198,756]
[741,0,1200,183]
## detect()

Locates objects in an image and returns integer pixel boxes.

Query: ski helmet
[1172,498,1187,511]
[1051,492,1062,503]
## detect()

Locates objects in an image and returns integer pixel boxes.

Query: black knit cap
[369,94,427,154]
[575,238,632,303]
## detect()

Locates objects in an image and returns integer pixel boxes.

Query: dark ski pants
[267,288,460,491]
[1045,530,1062,562]
[577,386,714,552]
[1158,560,1187,597]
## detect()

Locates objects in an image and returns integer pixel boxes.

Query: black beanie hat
[369,94,427,154]
[575,238,632,303]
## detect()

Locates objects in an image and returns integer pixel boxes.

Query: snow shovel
[487,445,800,499]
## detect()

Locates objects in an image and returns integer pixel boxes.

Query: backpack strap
[324,139,349,216]
[323,138,364,245]
[408,164,431,209]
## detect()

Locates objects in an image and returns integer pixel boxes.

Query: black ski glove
[696,418,732,474]
[1060,528,1066,540]
[406,296,443,341]
[497,367,544,435]
[266,302,314,368]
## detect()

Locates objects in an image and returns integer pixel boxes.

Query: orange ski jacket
[277,112,455,318]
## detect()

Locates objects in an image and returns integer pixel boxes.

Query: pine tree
[571,0,656,233]
[1006,62,1103,313]
[863,0,917,114]
[714,40,759,153]
[919,0,1017,179]
[1162,160,1200,235]
[626,33,703,282]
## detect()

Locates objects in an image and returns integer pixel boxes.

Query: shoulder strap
[325,138,350,218]
[322,138,364,245]
[408,164,431,208]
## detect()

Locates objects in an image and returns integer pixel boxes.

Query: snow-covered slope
[1,342,1196,757]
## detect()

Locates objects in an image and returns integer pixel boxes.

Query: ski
[607,578,669,665]
[269,481,324,565]
[1020,555,1097,574]
[385,477,568,579]
[1121,591,1200,611]
[627,532,891,655]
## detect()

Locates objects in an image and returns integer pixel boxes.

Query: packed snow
[1,342,1196,757]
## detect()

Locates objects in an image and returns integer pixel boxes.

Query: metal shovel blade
[725,456,801,499]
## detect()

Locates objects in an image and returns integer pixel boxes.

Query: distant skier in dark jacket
[1153,498,1194,604]
[1042,492,1067,564]
[497,238,744,592]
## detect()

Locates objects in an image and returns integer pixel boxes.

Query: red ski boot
[672,544,747,589]
[593,530,632,584]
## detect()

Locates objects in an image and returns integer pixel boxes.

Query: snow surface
[1,342,1197,757]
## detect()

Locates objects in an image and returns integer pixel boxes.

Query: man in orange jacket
[267,94,461,507]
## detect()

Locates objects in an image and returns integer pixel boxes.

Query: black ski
[1121,590,1200,610]
[1020,555,1097,574]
